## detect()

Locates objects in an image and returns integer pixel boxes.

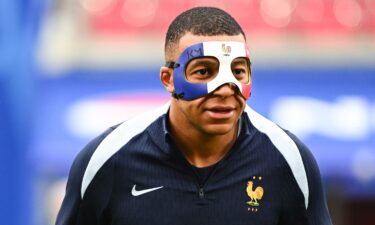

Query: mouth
[205,106,235,119]
[209,107,233,113]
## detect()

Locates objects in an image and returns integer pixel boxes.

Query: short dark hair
[164,7,246,61]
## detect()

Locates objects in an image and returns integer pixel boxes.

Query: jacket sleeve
[55,127,116,225]
[287,131,333,225]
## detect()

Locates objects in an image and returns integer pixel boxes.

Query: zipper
[192,161,221,200]
[171,134,245,200]
[192,135,246,199]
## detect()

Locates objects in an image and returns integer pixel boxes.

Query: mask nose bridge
[207,56,242,93]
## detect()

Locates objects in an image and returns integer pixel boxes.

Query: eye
[233,68,246,76]
[194,68,210,76]
[231,57,251,84]
[184,56,219,83]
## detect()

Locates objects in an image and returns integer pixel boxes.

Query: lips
[209,106,233,113]
[205,106,235,119]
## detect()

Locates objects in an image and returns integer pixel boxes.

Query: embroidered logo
[246,176,264,212]
[222,43,231,56]
[131,185,164,196]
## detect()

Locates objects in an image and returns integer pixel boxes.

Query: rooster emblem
[222,43,231,56]
[246,180,264,207]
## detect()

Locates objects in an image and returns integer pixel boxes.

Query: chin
[202,123,236,135]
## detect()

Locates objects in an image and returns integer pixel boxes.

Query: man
[56,7,332,225]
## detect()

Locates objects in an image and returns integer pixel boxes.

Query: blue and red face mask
[165,41,252,101]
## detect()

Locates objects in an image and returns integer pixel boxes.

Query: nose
[212,83,238,98]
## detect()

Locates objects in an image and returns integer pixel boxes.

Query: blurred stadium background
[1,0,374,224]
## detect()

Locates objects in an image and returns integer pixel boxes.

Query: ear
[160,66,175,94]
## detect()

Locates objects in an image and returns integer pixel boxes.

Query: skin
[160,33,250,167]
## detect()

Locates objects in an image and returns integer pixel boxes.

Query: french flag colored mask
[166,41,252,100]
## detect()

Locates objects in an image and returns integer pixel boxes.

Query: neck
[169,116,238,168]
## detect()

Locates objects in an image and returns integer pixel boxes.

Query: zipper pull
[198,188,205,199]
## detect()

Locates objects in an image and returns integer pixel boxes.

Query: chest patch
[246,176,264,212]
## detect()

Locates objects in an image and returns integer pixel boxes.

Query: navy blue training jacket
[56,103,332,225]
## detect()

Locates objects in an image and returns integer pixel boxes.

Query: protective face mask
[166,41,252,100]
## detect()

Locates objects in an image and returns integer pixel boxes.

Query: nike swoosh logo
[131,185,164,196]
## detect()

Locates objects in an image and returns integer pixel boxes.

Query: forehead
[175,33,246,60]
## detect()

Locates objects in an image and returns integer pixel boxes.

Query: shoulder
[78,102,170,198]
[244,105,309,161]
[68,125,117,189]
[57,103,170,223]
[60,125,118,215]
[282,130,319,170]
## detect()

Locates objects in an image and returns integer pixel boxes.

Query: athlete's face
[161,33,249,136]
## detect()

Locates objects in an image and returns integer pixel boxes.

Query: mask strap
[165,61,180,69]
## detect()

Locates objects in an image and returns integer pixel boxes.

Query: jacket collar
[146,109,255,155]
